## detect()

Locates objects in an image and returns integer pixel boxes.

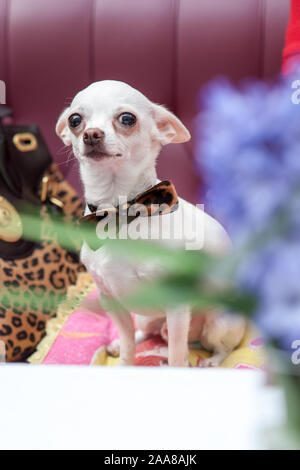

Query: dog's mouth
[84,150,122,160]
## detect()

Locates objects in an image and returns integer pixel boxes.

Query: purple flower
[238,241,300,349]
[196,77,300,244]
[196,76,300,350]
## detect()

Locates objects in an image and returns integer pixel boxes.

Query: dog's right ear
[55,108,71,146]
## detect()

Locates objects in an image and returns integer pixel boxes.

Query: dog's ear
[152,104,191,145]
[55,108,71,146]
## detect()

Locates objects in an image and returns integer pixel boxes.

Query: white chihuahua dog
[56,80,245,367]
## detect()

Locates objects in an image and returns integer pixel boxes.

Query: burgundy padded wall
[0,0,290,202]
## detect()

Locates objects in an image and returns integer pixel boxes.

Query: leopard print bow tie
[81,180,179,225]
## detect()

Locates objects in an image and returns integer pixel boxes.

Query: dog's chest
[80,242,148,299]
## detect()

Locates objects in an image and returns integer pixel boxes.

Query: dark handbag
[0,106,85,361]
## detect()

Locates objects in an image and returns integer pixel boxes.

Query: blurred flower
[197,77,300,244]
[238,241,300,350]
[196,76,300,350]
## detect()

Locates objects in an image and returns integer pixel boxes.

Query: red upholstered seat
[282,0,300,74]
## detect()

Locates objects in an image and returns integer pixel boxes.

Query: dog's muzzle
[83,128,104,146]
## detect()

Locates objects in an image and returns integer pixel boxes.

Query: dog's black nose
[83,128,104,146]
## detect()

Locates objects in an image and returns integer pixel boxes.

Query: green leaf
[118,275,257,315]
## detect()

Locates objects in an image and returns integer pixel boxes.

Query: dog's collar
[82,180,179,225]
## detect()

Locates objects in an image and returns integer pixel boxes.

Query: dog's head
[56,80,190,168]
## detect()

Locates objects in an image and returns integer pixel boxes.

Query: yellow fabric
[91,324,266,368]
[220,325,266,369]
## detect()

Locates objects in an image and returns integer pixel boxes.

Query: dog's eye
[68,114,82,128]
[118,113,136,127]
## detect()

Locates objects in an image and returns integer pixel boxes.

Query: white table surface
[0,365,284,450]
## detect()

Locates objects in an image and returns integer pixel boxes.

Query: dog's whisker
[56,154,78,167]
[57,145,72,156]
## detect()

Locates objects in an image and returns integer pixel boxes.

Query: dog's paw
[198,353,227,368]
[106,339,120,357]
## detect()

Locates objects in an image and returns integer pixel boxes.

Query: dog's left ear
[152,104,191,145]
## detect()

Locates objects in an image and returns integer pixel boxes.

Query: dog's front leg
[167,308,190,367]
[106,310,135,366]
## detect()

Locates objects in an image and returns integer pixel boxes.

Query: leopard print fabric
[130,180,179,215]
[83,180,179,224]
[0,163,85,362]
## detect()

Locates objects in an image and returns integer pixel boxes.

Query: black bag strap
[0,107,17,196]
[0,105,12,120]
